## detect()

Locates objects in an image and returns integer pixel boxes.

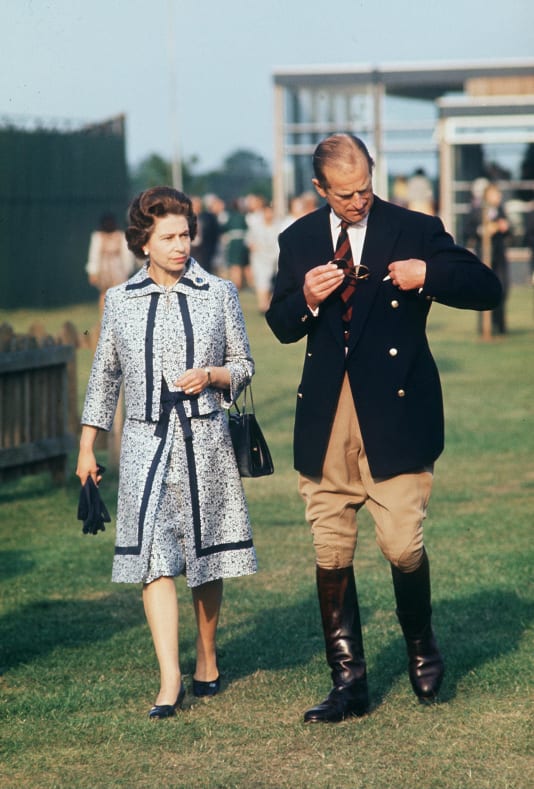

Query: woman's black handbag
[229,383,274,477]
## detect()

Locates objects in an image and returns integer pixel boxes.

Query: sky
[1,0,533,173]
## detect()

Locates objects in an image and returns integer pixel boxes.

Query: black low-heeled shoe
[192,675,221,698]
[148,682,186,719]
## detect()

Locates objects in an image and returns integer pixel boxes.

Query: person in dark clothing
[523,201,534,285]
[465,182,510,334]
[266,133,502,723]
[191,196,221,274]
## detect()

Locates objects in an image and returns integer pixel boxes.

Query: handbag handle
[232,379,255,416]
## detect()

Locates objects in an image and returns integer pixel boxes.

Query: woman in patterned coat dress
[76,187,257,718]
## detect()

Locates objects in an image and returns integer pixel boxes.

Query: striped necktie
[335,220,356,345]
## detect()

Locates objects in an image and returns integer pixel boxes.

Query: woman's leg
[192,579,223,682]
[143,576,182,705]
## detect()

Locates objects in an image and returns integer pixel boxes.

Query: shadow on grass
[2,582,530,710]
[435,589,534,701]
[0,467,119,506]
[218,587,532,707]
[217,591,325,681]
[0,591,144,675]
[0,474,56,504]
[0,550,35,581]
[368,588,533,706]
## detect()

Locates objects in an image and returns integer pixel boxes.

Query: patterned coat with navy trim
[81,260,257,586]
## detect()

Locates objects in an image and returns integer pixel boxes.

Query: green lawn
[1,287,533,789]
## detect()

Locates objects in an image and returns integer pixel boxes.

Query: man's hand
[303,263,344,310]
[387,258,426,291]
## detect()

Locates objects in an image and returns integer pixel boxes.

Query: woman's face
[144,213,191,286]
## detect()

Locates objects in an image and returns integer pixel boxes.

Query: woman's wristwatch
[204,367,212,386]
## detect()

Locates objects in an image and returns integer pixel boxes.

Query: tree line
[130,148,272,202]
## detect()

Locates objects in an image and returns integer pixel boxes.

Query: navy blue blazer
[266,197,502,478]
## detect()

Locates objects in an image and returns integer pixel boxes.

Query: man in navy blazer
[266,134,502,723]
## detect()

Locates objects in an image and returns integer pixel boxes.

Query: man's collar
[330,210,369,229]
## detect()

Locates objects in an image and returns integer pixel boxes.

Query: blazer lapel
[346,197,400,356]
[296,207,345,349]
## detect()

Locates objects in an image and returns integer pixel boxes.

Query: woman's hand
[76,426,101,485]
[174,366,230,394]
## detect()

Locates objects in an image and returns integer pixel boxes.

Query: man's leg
[299,376,369,723]
[390,549,444,700]
[363,466,444,701]
[303,564,369,722]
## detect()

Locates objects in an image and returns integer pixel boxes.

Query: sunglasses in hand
[331,258,370,283]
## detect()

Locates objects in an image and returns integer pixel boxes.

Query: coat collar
[124,258,210,298]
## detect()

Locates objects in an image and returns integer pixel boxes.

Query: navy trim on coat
[114,436,165,557]
[184,415,253,557]
[177,292,200,418]
[144,293,159,421]
[125,277,153,291]
[114,383,253,559]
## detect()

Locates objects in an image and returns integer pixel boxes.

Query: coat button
[300,314,308,322]
[391,299,399,308]
[389,348,398,357]
[307,352,312,357]
[397,389,406,397]
[297,392,303,399]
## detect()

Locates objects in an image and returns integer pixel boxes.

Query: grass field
[1,286,533,789]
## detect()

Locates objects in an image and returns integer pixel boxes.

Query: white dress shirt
[330,210,368,267]
[307,211,369,317]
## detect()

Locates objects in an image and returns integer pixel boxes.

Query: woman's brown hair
[125,186,198,258]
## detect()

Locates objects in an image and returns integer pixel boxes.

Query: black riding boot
[391,548,444,701]
[304,565,369,723]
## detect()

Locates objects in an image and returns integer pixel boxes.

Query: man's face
[313,159,374,225]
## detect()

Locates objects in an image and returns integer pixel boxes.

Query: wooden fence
[0,322,78,482]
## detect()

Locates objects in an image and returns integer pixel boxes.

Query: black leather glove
[77,465,111,535]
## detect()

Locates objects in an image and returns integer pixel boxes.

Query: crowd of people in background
[87,192,316,317]
[390,167,534,336]
[85,212,136,315]
[391,168,436,216]
[87,171,534,332]
[183,190,318,314]
[464,180,511,335]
